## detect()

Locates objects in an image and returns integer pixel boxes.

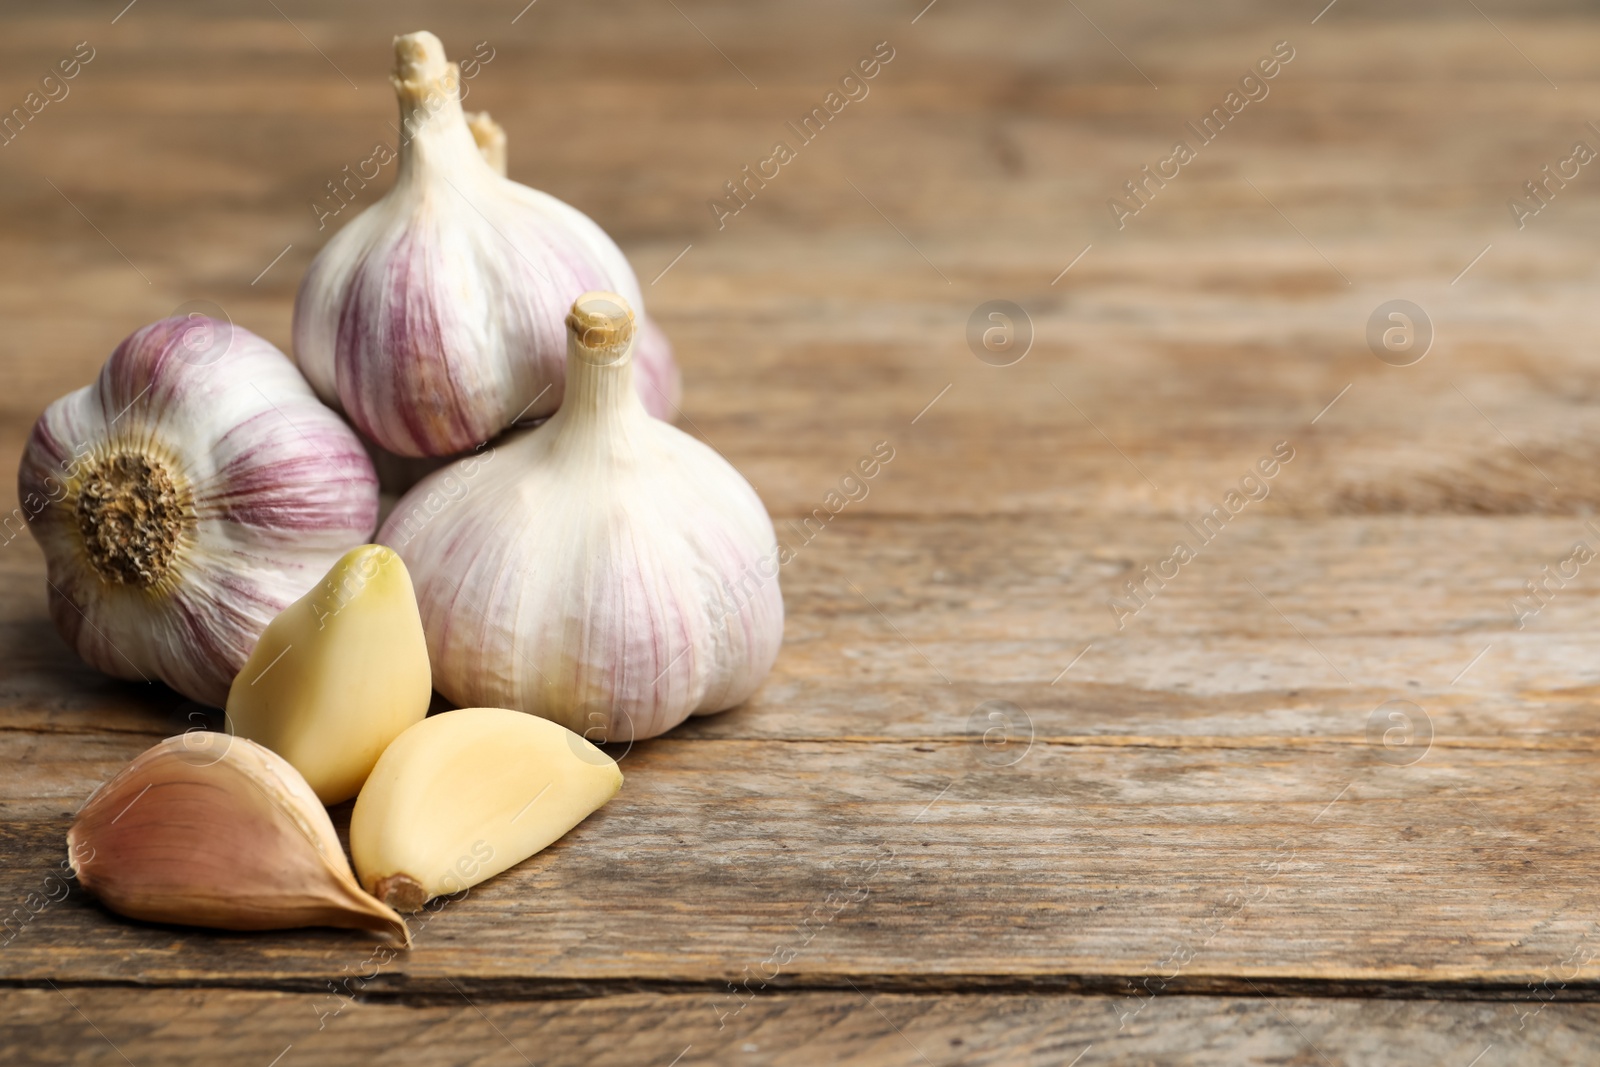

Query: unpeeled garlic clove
[350,707,622,911]
[68,732,408,943]
[381,293,784,740]
[293,30,681,457]
[226,544,432,805]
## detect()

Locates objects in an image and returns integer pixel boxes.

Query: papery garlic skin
[293,31,681,458]
[381,293,783,741]
[226,544,431,804]
[68,732,408,942]
[351,707,621,910]
[18,317,379,707]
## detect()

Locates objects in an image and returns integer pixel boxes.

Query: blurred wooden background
[5,0,1600,1063]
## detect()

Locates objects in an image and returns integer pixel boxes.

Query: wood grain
[3,988,1591,1067]
[5,719,1600,993]
[3,0,1600,1062]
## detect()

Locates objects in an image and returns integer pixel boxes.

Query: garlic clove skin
[466,111,507,176]
[293,31,682,458]
[17,317,380,707]
[381,293,784,741]
[350,707,622,911]
[225,544,432,805]
[68,732,409,943]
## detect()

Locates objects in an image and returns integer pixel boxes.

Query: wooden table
[4,1,1600,1063]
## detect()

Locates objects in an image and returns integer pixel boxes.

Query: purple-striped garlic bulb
[380,293,782,742]
[17,317,379,707]
[292,31,681,458]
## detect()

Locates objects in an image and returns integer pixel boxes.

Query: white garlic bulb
[293,31,681,458]
[17,316,379,707]
[381,293,783,741]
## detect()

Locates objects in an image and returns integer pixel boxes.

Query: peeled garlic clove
[293,30,681,457]
[17,317,379,707]
[382,293,784,741]
[226,545,431,804]
[350,707,621,910]
[68,732,408,942]
[466,111,507,176]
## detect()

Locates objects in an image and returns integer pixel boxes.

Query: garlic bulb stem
[561,295,640,426]
[392,34,475,187]
[467,112,508,176]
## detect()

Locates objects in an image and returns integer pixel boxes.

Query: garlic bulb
[381,293,783,741]
[226,544,431,804]
[351,707,621,910]
[293,31,681,458]
[17,316,379,707]
[68,732,408,942]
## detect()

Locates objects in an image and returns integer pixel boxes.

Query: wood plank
[2,988,1593,1067]
[2,510,1594,998]
[4,728,1600,992]
[6,514,1600,744]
